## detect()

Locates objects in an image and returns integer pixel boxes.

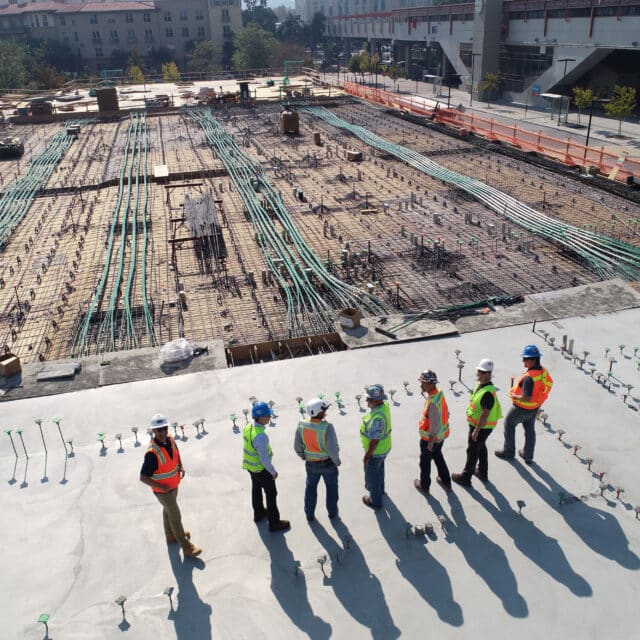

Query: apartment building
[0,0,242,70]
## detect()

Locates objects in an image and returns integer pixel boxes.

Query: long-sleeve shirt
[252,431,276,476]
[294,421,341,466]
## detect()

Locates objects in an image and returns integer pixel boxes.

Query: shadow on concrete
[444,491,529,618]
[167,547,212,640]
[257,525,332,639]
[475,482,592,596]
[374,496,464,627]
[307,518,401,640]
[515,463,640,570]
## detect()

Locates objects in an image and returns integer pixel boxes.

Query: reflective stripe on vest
[148,436,181,493]
[511,367,553,409]
[242,423,272,472]
[466,383,502,428]
[418,389,450,441]
[360,401,392,455]
[298,420,330,461]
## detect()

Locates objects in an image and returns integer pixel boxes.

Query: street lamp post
[446,73,461,108]
[556,57,576,125]
[469,53,481,107]
[585,98,610,147]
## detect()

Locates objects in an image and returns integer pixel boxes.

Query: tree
[387,63,403,92]
[276,13,304,43]
[306,12,326,51]
[479,72,499,107]
[241,6,277,33]
[162,61,181,82]
[187,41,222,73]
[148,47,175,72]
[347,53,361,81]
[233,23,276,71]
[127,65,145,84]
[572,86,594,127]
[604,84,637,137]
[0,40,27,89]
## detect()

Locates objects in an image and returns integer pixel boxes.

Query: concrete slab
[2,308,640,639]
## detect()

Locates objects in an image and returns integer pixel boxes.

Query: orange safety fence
[342,82,640,184]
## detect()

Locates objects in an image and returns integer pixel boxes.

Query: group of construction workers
[140,344,552,556]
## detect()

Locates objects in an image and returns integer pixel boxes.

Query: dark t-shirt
[140,438,175,477]
[478,382,496,411]
[520,367,541,397]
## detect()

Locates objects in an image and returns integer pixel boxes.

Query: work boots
[183,542,202,558]
[166,530,190,544]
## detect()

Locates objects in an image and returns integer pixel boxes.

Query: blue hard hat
[252,401,273,419]
[521,344,541,358]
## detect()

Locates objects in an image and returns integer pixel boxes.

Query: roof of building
[0,1,155,15]
[2,279,640,637]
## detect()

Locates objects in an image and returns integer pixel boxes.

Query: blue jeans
[304,460,339,518]
[364,456,386,507]
[503,405,537,460]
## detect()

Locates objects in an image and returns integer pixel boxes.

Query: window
[92,31,101,41]
[128,28,136,40]
[74,31,79,41]
[125,12,133,23]
[62,31,69,41]
[95,47,103,57]
[223,24,232,36]
[143,12,151,22]
[59,15,66,26]
[108,17,115,24]
[165,26,173,37]
[144,28,153,40]
[42,15,48,27]
[90,13,98,24]
[164,11,172,22]
[182,26,189,37]
[110,29,118,40]
[196,9,204,20]
[180,9,188,21]
[196,25,205,38]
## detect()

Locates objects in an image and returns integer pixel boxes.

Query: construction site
[1,81,640,369]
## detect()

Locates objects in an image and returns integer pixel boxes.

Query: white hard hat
[150,413,169,429]
[476,358,494,372]
[306,397,331,418]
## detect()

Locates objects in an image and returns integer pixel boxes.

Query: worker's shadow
[514,463,640,570]
[375,497,464,627]
[309,519,401,640]
[474,483,592,596]
[258,526,332,639]
[167,546,212,640]
[443,491,529,618]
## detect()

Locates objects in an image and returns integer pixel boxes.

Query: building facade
[0,0,242,71]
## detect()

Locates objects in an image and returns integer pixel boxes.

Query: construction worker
[294,397,341,522]
[242,401,290,532]
[139,413,202,557]
[495,344,553,464]
[414,370,451,494]
[360,384,392,508]
[452,359,502,487]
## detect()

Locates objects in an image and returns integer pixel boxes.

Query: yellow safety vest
[242,423,272,472]
[360,401,392,456]
[466,383,502,429]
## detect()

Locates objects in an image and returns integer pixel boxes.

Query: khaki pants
[154,488,189,547]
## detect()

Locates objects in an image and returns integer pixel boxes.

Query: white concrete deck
[2,309,640,638]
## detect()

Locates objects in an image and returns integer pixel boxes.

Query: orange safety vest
[418,389,450,442]
[298,420,330,462]
[510,367,553,409]
[147,436,181,493]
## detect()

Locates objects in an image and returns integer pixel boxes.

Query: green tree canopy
[480,72,499,107]
[572,86,594,126]
[162,61,181,82]
[242,6,277,33]
[127,65,145,84]
[604,84,637,136]
[276,13,304,43]
[233,23,276,70]
[306,12,326,50]
[0,40,28,89]
[187,41,222,73]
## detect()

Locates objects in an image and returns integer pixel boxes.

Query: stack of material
[279,109,299,134]
[184,190,220,237]
[96,88,119,112]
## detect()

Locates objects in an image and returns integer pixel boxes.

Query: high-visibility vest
[242,423,272,472]
[419,389,450,442]
[147,436,181,493]
[298,420,330,461]
[360,401,392,456]
[466,383,502,429]
[510,367,553,409]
